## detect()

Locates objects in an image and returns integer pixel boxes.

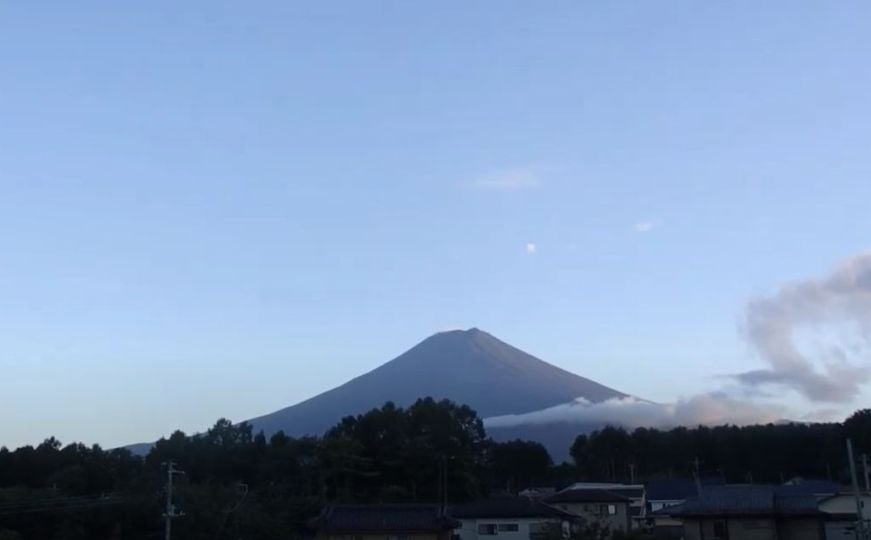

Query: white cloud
[526,243,537,254]
[483,394,784,430]
[474,169,540,191]
[736,251,871,402]
[634,220,659,233]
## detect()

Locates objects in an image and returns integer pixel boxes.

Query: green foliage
[571,421,850,483]
[2,403,870,539]
[0,398,503,539]
[487,439,552,492]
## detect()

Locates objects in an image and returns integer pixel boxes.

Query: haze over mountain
[247,328,627,439]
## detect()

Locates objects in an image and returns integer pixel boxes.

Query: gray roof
[775,480,842,497]
[548,489,632,504]
[645,478,724,501]
[661,485,820,518]
[451,497,575,519]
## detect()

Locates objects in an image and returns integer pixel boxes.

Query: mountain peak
[247,328,628,440]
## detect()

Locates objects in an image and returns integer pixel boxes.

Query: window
[597,504,617,516]
[712,520,728,540]
[498,524,519,533]
[478,524,498,536]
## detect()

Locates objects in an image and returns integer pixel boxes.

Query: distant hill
[247,328,627,444]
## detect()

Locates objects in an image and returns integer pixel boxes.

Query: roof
[646,479,698,501]
[776,480,842,497]
[312,504,460,533]
[608,488,644,499]
[451,496,575,520]
[660,486,820,518]
[547,489,632,504]
[518,487,557,498]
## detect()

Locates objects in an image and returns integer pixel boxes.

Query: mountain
[247,328,627,443]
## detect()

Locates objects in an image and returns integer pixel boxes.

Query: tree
[488,439,552,491]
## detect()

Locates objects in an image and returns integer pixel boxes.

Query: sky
[2,2,871,449]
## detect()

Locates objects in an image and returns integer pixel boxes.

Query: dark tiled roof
[645,479,700,501]
[776,480,842,497]
[607,488,644,499]
[313,504,460,533]
[451,497,574,520]
[662,486,820,518]
[547,489,632,504]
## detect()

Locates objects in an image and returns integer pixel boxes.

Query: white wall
[820,495,871,516]
[454,517,562,540]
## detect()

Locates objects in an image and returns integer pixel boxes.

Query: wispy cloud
[734,251,871,402]
[473,168,540,191]
[525,243,537,255]
[633,219,660,233]
[484,394,783,430]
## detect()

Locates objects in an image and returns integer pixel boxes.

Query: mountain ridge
[246,328,627,438]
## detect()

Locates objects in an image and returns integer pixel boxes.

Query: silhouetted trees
[569,412,871,484]
[2,404,871,539]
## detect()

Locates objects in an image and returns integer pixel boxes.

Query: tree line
[571,411,871,484]
[1,400,870,539]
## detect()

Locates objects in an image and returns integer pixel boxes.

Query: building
[659,485,824,540]
[546,487,633,533]
[642,479,704,539]
[451,496,575,540]
[311,504,460,540]
[818,493,871,539]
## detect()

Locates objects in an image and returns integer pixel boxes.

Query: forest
[1,398,870,540]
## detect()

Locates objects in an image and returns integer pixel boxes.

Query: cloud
[484,394,783,430]
[799,408,843,422]
[474,169,540,191]
[735,252,871,402]
[526,243,537,254]
[634,220,659,233]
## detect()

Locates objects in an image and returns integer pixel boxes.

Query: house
[451,496,575,540]
[659,485,824,540]
[557,483,645,527]
[546,487,633,533]
[518,488,557,500]
[818,493,871,540]
[642,479,704,539]
[311,504,460,540]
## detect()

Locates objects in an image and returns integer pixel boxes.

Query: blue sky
[2,2,870,449]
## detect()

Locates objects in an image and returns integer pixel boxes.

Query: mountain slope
[247,328,626,437]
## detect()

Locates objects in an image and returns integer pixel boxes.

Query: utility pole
[863,454,870,492]
[163,461,185,540]
[441,455,448,513]
[847,440,865,540]
[692,458,702,495]
[629,464,636,485]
